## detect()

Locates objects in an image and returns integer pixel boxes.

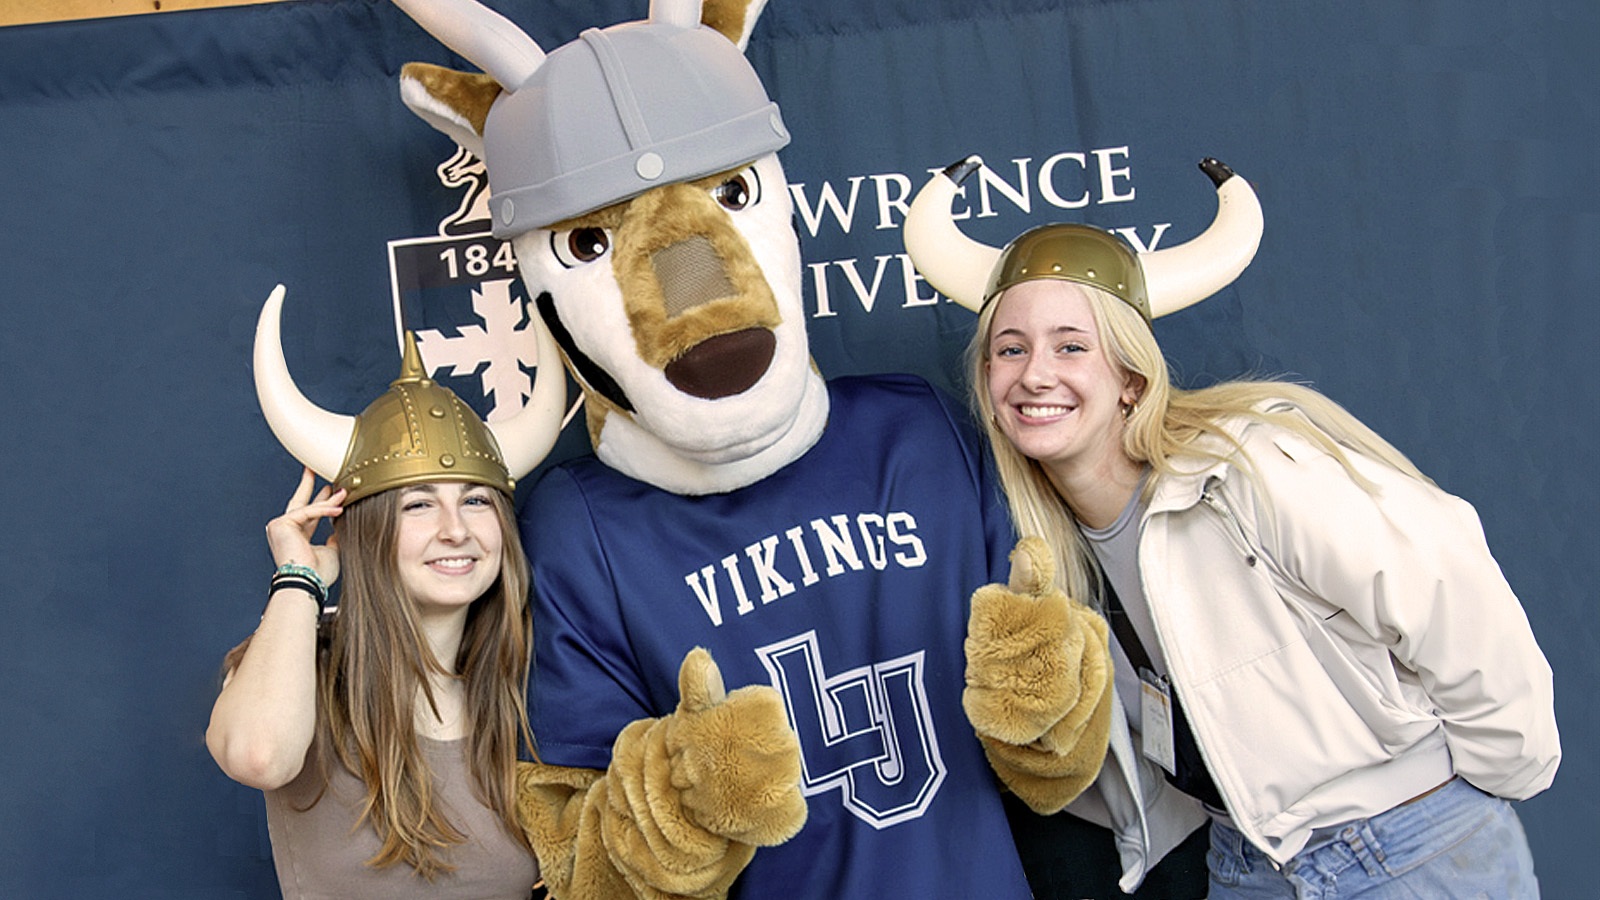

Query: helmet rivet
[1086,268,1097,278]
[430,406,446,419]
[440,454,457,468]
[636,152,665,180]
[1051,264,1062,273]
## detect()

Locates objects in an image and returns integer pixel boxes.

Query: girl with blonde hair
[907,160,1559,898]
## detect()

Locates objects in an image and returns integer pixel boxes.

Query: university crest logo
[386,146,572,426]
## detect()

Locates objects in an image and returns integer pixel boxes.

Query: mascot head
[392,0,826,496]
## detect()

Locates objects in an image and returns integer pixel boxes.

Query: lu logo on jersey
[758,631,947,829]
[386,146,565,426]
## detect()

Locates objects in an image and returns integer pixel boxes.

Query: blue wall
[0,0,1592,896]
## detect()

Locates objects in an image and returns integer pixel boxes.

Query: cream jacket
[1069,404,1559,890]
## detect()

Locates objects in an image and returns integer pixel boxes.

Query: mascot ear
[399,61,502,157]
[701,0,769,51]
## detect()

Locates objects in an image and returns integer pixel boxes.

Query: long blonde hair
[232,485,534,878]
[968,282,1430,606]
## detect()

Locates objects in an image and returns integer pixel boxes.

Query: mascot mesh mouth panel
[394,0,827,496]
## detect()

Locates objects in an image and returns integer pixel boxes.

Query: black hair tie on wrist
[269,571,328,615]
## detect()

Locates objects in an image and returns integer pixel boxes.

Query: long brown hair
[304,485,532,878]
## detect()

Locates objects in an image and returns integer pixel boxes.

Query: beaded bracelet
[274,562,327,596]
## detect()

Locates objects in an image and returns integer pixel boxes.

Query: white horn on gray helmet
[395,0,789,238]
[650,0,705,30]
[390,0,545,90]
[904,157,1264,320]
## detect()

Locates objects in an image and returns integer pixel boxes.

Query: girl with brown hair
[206,286,565,898]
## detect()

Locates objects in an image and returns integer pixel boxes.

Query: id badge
[1139,667,1178,776]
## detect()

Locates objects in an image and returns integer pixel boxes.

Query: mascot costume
[382,0,1249,897]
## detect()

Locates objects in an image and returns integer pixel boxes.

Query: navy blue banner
[0,0,1594,896]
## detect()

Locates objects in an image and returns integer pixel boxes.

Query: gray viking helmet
[393,0,791,236]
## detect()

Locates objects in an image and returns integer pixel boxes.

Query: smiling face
[394,482,506,614]
[985,280,1144,489]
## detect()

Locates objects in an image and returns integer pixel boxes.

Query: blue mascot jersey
[521,374,1032,899]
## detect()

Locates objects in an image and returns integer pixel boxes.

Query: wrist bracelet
[274,562,327,596]
[269,571,330,617]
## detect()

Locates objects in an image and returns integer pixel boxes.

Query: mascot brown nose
[664,328,776,399]
[649,232,778,399]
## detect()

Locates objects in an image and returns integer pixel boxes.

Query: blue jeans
[1206,778,1539,900]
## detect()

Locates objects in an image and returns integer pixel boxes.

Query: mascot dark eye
[711,169,761,211]
[551,227,611,268]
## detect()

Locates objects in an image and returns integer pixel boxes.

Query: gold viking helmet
[904,157,1264,322]
[253,285,567,504]
[336,335,512,501]
[985,224,1152,321]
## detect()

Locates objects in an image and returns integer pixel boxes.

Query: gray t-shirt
[265,735,539,900]
[1081,476,1234,821]
[1080,480,1164,736]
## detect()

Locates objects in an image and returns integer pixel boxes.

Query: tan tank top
[264,735,539,900]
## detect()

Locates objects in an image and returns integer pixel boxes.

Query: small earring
[1121,401,1136,420]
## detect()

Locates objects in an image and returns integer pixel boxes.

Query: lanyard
[1102,580,1159,677]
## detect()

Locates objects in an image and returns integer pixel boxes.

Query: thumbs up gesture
[521,650,806,900]
[605,649,805,859]
[963,538,1113,812]
[660,648,808,845]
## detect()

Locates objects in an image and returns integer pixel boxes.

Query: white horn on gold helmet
[904,157,1264,321]
[252,285,566,503]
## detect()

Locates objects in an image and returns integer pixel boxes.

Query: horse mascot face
[394,0,825,496]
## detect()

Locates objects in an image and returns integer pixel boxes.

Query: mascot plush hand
[964,537,1112,814]
[517,649,804,900]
